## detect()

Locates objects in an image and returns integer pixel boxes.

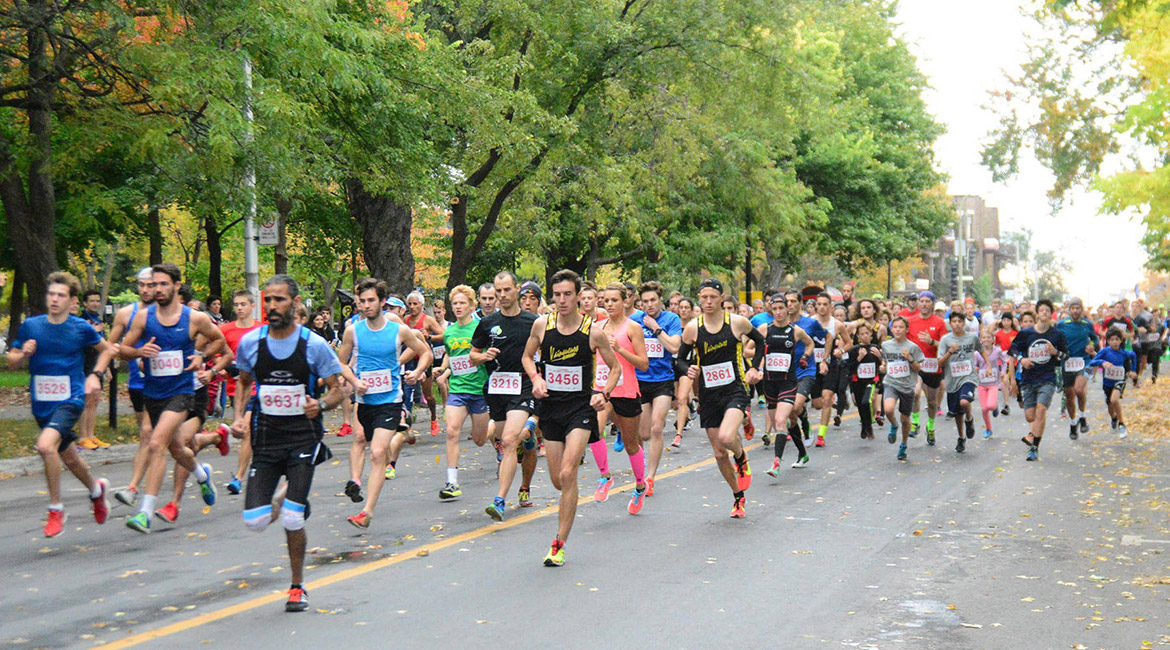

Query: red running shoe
[215,424,231,456]
[730,496,746,519]
[336,423,353,437]
[44,509,66,537]
[155,501,179,523]
[91,478,110,524]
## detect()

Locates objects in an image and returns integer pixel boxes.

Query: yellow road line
[95,412,855,649]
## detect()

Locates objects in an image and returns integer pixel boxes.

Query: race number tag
[488,371,522,395]
[259,385,305,416]
[1028,346,1051,364]
[920,357,938,373]
[149,350,184,377]
[950,360,972,377]
[645,338,664,358]
[887,360,910,378]
[545,365,583,392]
[979,367,998,383]
[193,373,204,389]
[765,353,792,373]
[450,355,475,377]
[594,363,623,387]
[857,363,876,379]
[1064,357,1085,372]
[702,361,736,387]
[814,348,826,363]
[432,345,446,360]
[1104,365,1125,382]
[361,369,395,394]
[33,375,70,402]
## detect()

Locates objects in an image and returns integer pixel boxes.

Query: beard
[267,308,294,329]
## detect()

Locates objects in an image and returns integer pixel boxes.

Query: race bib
[488,371,522,395]
[450,355,475,377]
[857,363,876,379]
[193,372,204,389]
[979,367,998,382]
[765,353,791,373]
[432,345,446,360]
[545,365,583,392]
[1064,357,1085,372]
[1104,365,1125,381]
[533,350,541,363]
[1028,346,1051,364]
[149,350,184,377]
[33,375,70,402]
[259,385,306,416]
[814,348,826,363]
[645,337,664,359]
[361,369,395,394]
[594,363,623,387]
[920,357,939,374]
[702,361,736,388]
[887,360,910,378]
[949,359,972,377]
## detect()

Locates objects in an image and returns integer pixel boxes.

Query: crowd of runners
[8,265,1170,611]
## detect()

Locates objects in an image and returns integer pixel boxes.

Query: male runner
[937,312,982,451]
[472,271,539,521]
[759,294,814,477]
[804,292,851,447]
[676,277,765,518]
[524,270,621,565]
[9,272,116,537]
[1010,299,1069,461]
[787,290,818,443]
[404,291,445,436]
[220,290,262,494]
[119,263,228,532]
[231,275,344,612]
[1055,297,1098,439]
[109,268,157,507]
[631,281,682,495]
[901,291,946,444]
[77,289,108,449]
[475,283,497,320]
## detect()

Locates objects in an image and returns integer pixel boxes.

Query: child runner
[975,329,1008,439]
[880,316,925,461]
[1088,328,1138,439]
[847,324,882,440]
[937,312,983,452]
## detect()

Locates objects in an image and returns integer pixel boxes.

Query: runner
[434,285,491,500]
[76,289,109,449]
[475,283,497,320]
[340,278,431,529]
[901,291,946,445]
[850,298,888,426]
[472,271,539,521]
[1089,328,1139,438]
[108,268,157,507]
[787,290,818,443]
[1133,299,1163,384]
[846,323,882,441]
[8,272,116,537]
[220,290,262,495]
[805,292,852,448]
[230,274,345,612]
[118,263,228,532]
[1009,299,1069,462]
[523,270,622,565]
[880,316,925,461]
[937,312,982,452]
[676,277,765,518]
[404,291,445,437]
[1055,297,1098,439]
[758,294,814,477]
[631,281,682,496]
[672,297,696,447]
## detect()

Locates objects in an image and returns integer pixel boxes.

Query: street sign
[915,278,930,290]
[258,220,278,245]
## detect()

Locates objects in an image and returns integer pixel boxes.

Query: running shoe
[965,419,975,439]
[875,414,885,426]
[385,465,396,480]
[91,478,110,524]
[761,433,772,447]
[430,419,440,436]
[730,496,746,519]
[909,423,919,438]
[227,476,242,495]
[888,426,897,444]
[543,543,565,567]
[126,512,151,533]
[44,509,66,538]
[814,434,825,448]
[518,487,533,508]
[791,454,809,468]
[645,477,655,497]
[1025,447,1038,462]
[336,423,353,437]
[926,431,935,447]
[522,433,538,453]
[538,442,546,457]
[1069,423,1078,440]
[344,480,364,503]
[734,454,752,491]
[897,443,907,461]
[197,464,216,506]
[485,496,506,521]
[594,477,614,502]
[766,457,781,478]
[955,438,965,453]
[494,439,504,462]
[155,501,179,523]
[215,424,231,456]
[1001,404,1010,416]
[1119,424,1128,439]
[114,486,138,507]
[627,487,646,515]
[93,437,110,448]
[983,429,993,439]
[671,433,682,448]
[613,433,625,453]
[347,511,371,529]
[285,587,308,613]
[77,437,99,450]
[1111,417,1118,430]
[833,414,841,427]
[1079,417,1088,434]
[744,416,755,440]
[439,483,462,500]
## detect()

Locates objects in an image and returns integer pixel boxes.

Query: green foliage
[971,272,995,306]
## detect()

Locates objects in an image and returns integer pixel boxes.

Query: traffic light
[967,245,977,273]
[950,260,959,298]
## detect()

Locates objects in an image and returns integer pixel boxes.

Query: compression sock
[789,426,808,457]
[629,448,645,484]
[589,440,609,476]
[911,412,920,427]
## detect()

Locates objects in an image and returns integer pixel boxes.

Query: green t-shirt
[444,319,487,395]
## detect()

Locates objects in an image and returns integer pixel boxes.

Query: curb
[0,442,141,480]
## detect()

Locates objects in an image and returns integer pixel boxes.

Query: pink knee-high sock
[589,440,609,476]
[628,448,645,484]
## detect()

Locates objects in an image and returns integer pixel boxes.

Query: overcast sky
[895,0,1147,305]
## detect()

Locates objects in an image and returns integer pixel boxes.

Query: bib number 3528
[34,375,70,402]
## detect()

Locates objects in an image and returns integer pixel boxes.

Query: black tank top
[764,322,798,382]
[540,312,594,404]
[695,312,746,397]
[250,326,321,446]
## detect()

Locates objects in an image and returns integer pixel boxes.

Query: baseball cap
[871,293,885,300]
[918,290,936,301]
[698,277,724,294]
[136,267,153,281]
[934,300,946,311]
[964,297,975,305]
[386,296,406,310]
[1068,297,1083,307]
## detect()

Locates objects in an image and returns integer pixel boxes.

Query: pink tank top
[596,318,640,398]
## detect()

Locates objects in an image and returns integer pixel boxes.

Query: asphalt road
[2,387,1169,650]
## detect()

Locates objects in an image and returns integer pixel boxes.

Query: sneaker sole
[485,506,504,521]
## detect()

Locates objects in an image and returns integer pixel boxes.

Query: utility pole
[242,54,260,319]
[744,210,752,302]
[955,211,966,300]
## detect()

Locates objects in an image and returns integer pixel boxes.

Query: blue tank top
[354,318,401,405]
[142,305,195,399]
[127,303,145,390]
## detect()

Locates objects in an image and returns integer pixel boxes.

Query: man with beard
[109,269,158,507]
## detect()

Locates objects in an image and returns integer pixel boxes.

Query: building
[922,195,1008,302]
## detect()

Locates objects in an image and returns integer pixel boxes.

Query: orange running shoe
[743,414,755,440]
[430,419,440,436]
[730,496,746,519]
[645,477,655,497]
[93,437,110,448]
[734,453,752,491]
[347,511,371,529]
[44,509,66,537]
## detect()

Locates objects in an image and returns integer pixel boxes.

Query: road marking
[95,411,854,649]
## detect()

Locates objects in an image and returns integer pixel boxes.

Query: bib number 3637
[259,385,306,416]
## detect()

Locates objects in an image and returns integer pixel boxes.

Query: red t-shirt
[994,328,1018,352]
[220,320,262,397]
[900,309,946,364]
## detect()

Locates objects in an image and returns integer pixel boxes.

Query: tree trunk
[761,250,787,293]
[345,179,415,296]
[148,207,162,265]
[446,196,471,293]
[274,196,291,275]
[6,266,24,344]
[98,239,119,306]
[205,215,222,300]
